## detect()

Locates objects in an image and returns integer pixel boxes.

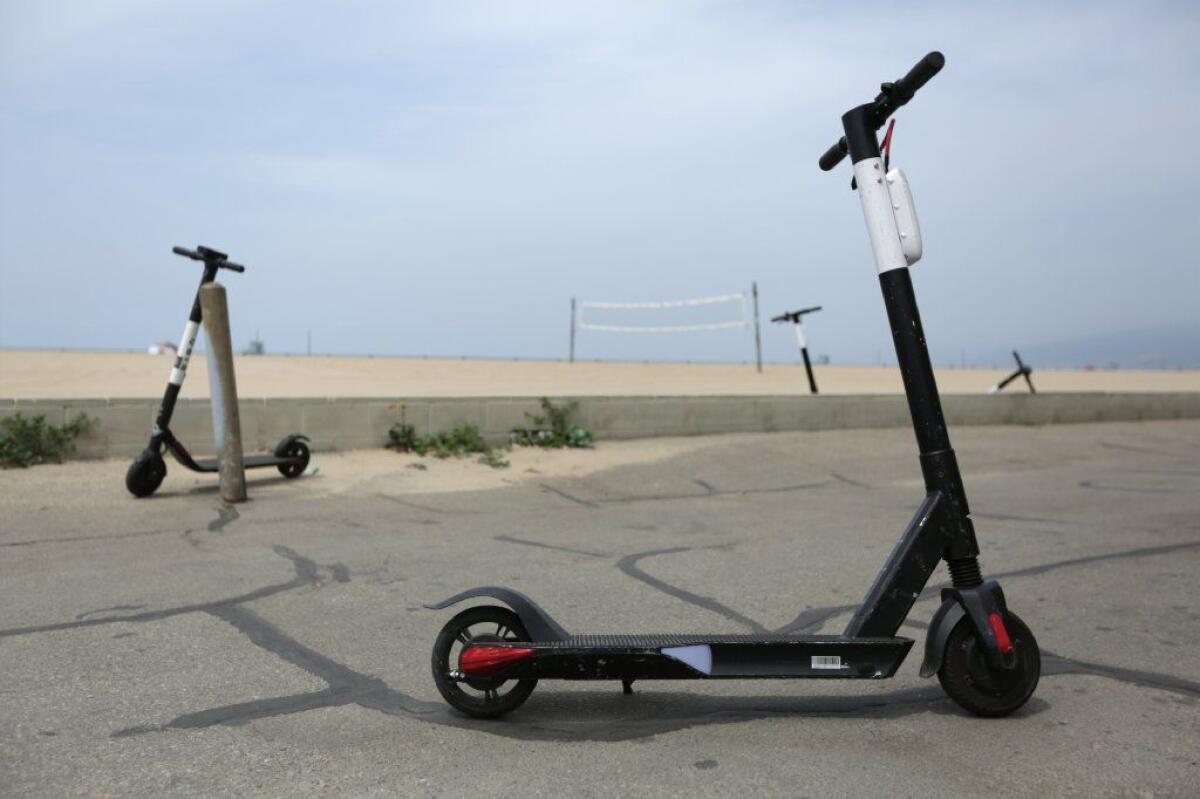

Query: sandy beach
[2,350,1197,400]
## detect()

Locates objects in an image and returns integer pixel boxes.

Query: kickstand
[621,678,634,695]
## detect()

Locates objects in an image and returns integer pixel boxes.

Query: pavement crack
[2,514,362,550]
[1079,479,1190,495]
[774,604,859,634]
[616,547,766,634]
[206,605,373,690]
[1042,651,1200,698]
[494,535,608,559]
[113,606,438,738]
[973,511,1072,526]
[0,526,180,549]
[1099,440,1190,457]
[538,483,599,507]
[208,505,240,533]
[0,546,347,640]
[600,481,826,505]
[74,604,147,620]
[980,539,1200,583]
[374,493,450,514]
[831,472,873,489]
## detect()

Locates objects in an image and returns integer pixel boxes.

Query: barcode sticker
[811,655,843,670]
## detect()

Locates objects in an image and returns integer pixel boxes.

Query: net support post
[752,281,763,373]
[569,297,576,363]
[200,283,247,503]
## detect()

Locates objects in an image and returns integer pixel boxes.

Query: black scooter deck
[191,454,290,472]
[483,634,913,681]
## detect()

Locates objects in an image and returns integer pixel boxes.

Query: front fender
[920,579,1016,676]
[424,586,569,642]
[919,598,965,678]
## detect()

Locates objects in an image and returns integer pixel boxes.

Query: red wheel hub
[459,646,534,678]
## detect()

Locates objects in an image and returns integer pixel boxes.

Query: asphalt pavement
[2,420,1198,796]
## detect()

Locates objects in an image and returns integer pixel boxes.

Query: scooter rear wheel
[126,451,167,498]
[431,606,537,719]
[938,611,1040,717]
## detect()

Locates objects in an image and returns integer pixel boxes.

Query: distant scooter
[125,246,309,498]
[771,306,823,393]
[988,351,1036,394]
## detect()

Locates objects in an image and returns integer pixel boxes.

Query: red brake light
[988,612,1013,654]
[459,646,534,677]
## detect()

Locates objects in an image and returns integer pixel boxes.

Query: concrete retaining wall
[2,393,1199,460]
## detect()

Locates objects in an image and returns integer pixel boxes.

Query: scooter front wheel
[431,605,537,719]
[126,451,167,498]
[275,437,310,478]
[938,611,1040,717]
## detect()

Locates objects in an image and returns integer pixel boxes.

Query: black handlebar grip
[819,52,944,172]
[893,51,945,101]
[172,246,200,260]
[222,262,246,273]
[819,138,848,171]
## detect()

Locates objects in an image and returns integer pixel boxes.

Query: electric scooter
[988,351,1036,394]
[125,246,310,498]
[771,306,823,394]
[427,52,1041,719]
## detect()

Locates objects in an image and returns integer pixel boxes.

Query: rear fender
[274,434,310,457]
[425,586,569,642]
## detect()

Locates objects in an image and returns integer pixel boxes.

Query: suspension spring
[948,556,983,588]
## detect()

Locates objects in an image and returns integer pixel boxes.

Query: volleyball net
[576,292,749,334]
[569,286,762,369]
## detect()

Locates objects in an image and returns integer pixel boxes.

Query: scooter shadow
[142,474,310,498]
[433,686,1050,742]
[183,474,306,495]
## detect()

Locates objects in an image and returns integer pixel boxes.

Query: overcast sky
[2,1,1197,367]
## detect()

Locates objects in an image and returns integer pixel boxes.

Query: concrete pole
[752,282,763,374]
[200,282,247,503]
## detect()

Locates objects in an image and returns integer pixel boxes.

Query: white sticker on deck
[811,655,843,670]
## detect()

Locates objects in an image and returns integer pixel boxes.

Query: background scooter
[988,351,1036,394]
[125,246,309,498]
[771,305,823,393]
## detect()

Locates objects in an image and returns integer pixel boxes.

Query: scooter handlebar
[819,140,848,172]
[817,51,944,171]
[171,245,245,272]
[891,51,944,104]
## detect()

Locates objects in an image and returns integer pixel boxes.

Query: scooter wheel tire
[938,610,1040,717]
[431,605,537,719]
[126,451,167,498]
[276,438,310,478]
